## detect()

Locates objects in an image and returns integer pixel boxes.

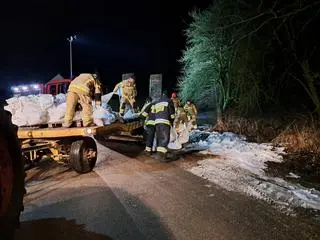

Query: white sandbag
[168,141,182,150]
[93,106,116,125]
[168,127,183,150]
[38,94,54,110]
[176,124,189,144]
[48,103,67,123]
[170,126,178,142]
[93,119,104,126]
[123,109,140,120]
[54,93,66,105]
[11,112,27,127]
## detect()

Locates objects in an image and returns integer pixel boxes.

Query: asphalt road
[15,139,320,240]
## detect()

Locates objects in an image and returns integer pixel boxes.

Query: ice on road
[186,131,320,213]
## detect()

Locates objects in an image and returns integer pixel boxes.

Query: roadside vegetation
[179,0,320,152]
[178,0,320,182]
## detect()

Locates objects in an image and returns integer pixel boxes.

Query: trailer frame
[18,120,144,173]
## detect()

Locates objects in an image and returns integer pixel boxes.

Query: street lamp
[67,35,77,79]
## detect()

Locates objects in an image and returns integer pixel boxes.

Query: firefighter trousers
[145,125,155,152]
[155,124,171,154]
[145,124,170,153]
[64,91,93,127]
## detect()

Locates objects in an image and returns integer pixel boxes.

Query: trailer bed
[18,120,143,139]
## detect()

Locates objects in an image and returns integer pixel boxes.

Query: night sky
[0,1,212,97]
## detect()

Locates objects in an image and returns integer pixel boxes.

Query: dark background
[0,0,212,99]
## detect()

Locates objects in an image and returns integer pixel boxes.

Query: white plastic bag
[101,92,114,105]
[177,124,189,144]
[168,127,182,150]
[123,109,140,120]
[93,106,116,126]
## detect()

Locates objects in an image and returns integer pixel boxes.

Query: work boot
[166,152,179,162]
[142,150,152,157]
[152,152,167,162]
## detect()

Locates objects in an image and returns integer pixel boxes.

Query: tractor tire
[0,110,25,239]
[70,138,97,174]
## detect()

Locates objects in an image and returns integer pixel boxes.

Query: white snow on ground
[186,131,320,212]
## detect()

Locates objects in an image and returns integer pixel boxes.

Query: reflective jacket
[140,101,155,126]
[113,79,137,100]
[184,103,197,116]
[68,73,101,96]
[151,96,175,126]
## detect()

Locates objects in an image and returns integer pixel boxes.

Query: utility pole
[67,35,77,79]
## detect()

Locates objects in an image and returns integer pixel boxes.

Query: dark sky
[0,0,212,97]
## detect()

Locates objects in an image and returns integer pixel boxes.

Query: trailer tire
[0,110,25,239]
[70,138,97,174]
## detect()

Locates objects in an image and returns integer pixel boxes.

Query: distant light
[11,86,20,92]
[33,84,39,89]
[22,86,28,91]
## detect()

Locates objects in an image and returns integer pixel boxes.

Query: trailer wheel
[0,110,25,239]
[70,138,97,174]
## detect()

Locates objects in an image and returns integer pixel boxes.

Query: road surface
[15,139,320,240]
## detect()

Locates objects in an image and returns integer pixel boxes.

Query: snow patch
[187,130,320,212]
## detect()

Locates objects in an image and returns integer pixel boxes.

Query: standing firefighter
[174,103,188,131]
[171,92,180,110]
[148,91,175,161]
[63,73,102,128]
[184,99,198,131]
[113,74,137,116]
[140,97,155,155]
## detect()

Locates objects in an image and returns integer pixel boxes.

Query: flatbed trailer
[18,120,144,173]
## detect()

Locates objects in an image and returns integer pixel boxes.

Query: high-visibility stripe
[154,102,168,107]
[141,112,148,117]
[155,119,170,125]
[170,114,175,119]
[157,146,167,153]
[145,147,152,152]
[146,120,155,125]
[69,85,90,94]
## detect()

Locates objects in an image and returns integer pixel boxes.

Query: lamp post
[67,35,77,79]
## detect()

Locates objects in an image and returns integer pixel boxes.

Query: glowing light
[11,87,20,92]
[22,86,28,91]
[33,84,39,89]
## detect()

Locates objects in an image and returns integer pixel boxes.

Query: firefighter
[171,92,180,110]
[113,74,137,116]
[151,91,176,161]
[174,103,188,131]
[140,97,155,155]
[63,73,102,128]
[140,97,152,118]
[184,99,198,131]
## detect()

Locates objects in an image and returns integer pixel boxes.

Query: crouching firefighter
[113,74,137,116]
[63,72,102,128]
[145,91,176,162]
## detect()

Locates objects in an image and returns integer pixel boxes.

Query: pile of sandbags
[5,93,118,127]
[5,94,54,126]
